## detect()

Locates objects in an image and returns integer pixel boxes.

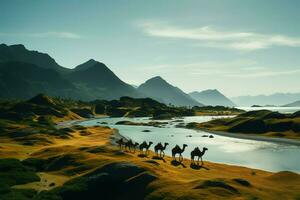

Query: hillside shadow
[138,154,148,158]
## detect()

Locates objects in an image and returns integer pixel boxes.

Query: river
[78,116,300,173]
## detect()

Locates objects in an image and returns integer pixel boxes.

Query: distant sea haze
[232,93,300,107]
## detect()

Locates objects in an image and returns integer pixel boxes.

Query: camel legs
[160,150,165,158]
[179,154,183,162]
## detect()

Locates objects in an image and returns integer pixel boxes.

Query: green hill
[192,110,300,140]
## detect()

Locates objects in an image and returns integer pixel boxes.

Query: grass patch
[0,189,37,200]
[195,180,239,194]
[0,158,40,187]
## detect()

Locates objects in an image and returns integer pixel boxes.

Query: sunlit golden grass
[1,125,300,199]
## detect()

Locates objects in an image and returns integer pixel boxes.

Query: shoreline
[61,115,300,146]
[192,128,300,146]
[55,116,300,174]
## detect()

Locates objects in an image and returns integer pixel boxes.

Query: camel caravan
[116,138,208,166]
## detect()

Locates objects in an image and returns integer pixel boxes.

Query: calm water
[79,116,300,173]
[236,106,300,113]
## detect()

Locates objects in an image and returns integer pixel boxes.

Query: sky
[1,0,300,97]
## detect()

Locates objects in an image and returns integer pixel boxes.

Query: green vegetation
[92,96,195,118]
[32,162,156,200]
[0,158,40,200]
[0,189,38,200]
[0,158,40,187]
[115,120,168,127]
[193,105,244,116]
[0,94,245,146]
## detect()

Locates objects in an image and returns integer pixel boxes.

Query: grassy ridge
[191,110,300,140]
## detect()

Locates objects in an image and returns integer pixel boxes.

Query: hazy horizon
[1,0,300,97]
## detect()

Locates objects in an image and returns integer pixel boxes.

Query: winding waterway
[78,116,300,173]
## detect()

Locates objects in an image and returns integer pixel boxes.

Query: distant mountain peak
[74,59,107,71]
[189,89,235,107]
[10,44,26,50]
[138,76,202,107]
[144,76,170,87]
[85,58,97,64]
[0,43,67,72]
[147,76,165,82]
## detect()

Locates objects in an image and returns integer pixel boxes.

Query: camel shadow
[152,156,166,163]
[138,153,148,158]
[171,160,186,168]
[190,163,210,170]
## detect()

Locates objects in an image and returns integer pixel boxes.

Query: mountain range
[0,43,237,107]
[283,100,300,107]
[232,93,300,107]
[0,44,140,101]
[189,89,236,107]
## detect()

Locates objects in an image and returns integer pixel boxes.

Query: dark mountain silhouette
[0,61,83,99]
[283,100,300,107]
[0,44,143,101]
[137,76,203,107]
[65,60,142,100]
[72,59,98,71]
[0,43,69,73]
[189,89,235,107]
[232,93,300,106]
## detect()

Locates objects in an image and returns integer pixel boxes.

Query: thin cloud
[138,58,300,78]
[139,21,300,51]
[0,31,82,39]
[225,69,300,78]
[28,32,82,39]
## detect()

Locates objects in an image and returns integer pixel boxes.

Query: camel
[172,144,188,162]
[132,142,139,153]
[124,139,134,151]
[154,142,169,157]
[139,141,153,155]
[116,138,126,150]
[191,147,208,165]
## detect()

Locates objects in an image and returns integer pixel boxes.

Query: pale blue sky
[1,0,300,97]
